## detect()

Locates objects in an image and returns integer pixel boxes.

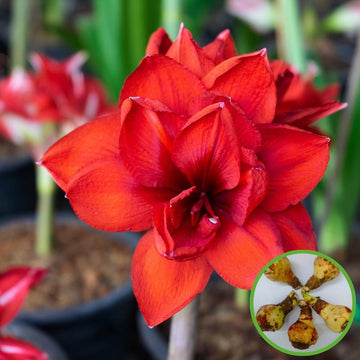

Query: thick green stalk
[168,297,199,360]
[35,165,56,256]
[10,0,30,69]
[161,0,182,39]
[275,0,306,73]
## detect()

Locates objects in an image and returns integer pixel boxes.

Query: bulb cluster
[255,256,352,350]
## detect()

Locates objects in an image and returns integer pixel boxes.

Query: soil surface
[0,218,134,310]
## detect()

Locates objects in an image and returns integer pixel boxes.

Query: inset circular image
[250,250,356,356]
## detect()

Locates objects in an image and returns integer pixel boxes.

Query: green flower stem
[235,288,250,308]
[35,165,56,256]
[161,0,182,39]
[10,0,30,69]
[275,0,306,73]
[168,297,199,360]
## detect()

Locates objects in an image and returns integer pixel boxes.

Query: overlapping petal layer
[258,124,330,212]
[66,157,170,232]
[119,55,205,115]
[271,203,317,252]
[203,50,276,124]
[119,98,186,189]
[41,112,122,190]
[132,231,212,327]
[172,102,241,193]
[206,210,283,289]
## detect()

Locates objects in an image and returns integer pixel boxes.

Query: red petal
[224,100,261,150]
[0,336,48,360]
[66,157,172,232]
[203,29,237,64]
[166,25,215,78]
[202,49,276,124]
[270,203,317,251]
[119,55,205,116]
[172,102,241,193]
[0,268,46,329]
[258,124,330,212]
[119,98,187,189]
[145,28,172,55]
[41,112,121,191]
[275,101,347,128]
[132,231,212,327]
[206,210,283,289]
[214,166,268,227]
[153,192,220,260]
[270,59,290,80]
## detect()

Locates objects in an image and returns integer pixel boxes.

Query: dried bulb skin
[303,257,340,292]
[303,293,351,333]
[256,291,298,331]
[288,300,318,349]
[265,257,302,289]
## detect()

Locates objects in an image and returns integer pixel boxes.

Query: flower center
[154,187,221,261]
[190,192,219,231]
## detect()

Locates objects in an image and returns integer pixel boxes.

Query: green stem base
[35,165,56,256]
[168,297,199,360]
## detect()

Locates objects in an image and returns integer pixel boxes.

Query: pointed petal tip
[260,48,267,57]
[217,29,231,39]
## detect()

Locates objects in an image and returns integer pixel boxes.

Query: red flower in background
[0,70,60,147]
[0,53,115,158]
[0,267,47,360]
[271,60,346,129]
[30,52,114,127]
[41,26,344,327]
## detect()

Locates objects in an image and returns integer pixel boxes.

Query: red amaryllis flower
[146,25,345,130]
[271,60,346,129]
[0,70,60,147]
[0,267,47,360]
[41,26,343,327]
[30,52,114,127]
[0,53,115,159]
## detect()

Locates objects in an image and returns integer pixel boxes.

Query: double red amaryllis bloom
[0,267,47,360]
[42,26,345,327]
[0,52,114,159]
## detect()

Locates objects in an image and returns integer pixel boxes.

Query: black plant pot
[4,320,69,360]
[0,156,36,218]
[19,281,137,360]
[0,214,141,360]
